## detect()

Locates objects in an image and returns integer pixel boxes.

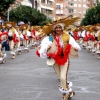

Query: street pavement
[0,47,100,100]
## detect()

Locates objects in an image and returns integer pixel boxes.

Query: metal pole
[31,0,34,8]
[7,8,9,21]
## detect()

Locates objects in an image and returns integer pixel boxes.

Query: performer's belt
[8,36,13,41]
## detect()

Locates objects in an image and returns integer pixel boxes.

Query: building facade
[10,0,55,20]
[20,0,32,7]
[11,0,96,21]
[87,0,96,8]
[54,0,90,19]
[54,0,68,18]
[30,0,55,20]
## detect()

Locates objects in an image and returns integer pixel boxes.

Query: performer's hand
[47,45,51,51]
[73,47,78,52]
[38,45,41,50]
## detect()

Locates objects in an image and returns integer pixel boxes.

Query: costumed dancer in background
[36,17,81,100]
[6,22,19,59]
[79,26,87,49]
[0,27,7,63]
[66,26,74,37]
[35,27,42,47]
[96,25,100,58]
[81,26,89,49]
[86,26,95,53]
[22,24,30,52]
[77,27,83,45]
[30,26,38,49]
[88,26,95,53]
[73,28,80,44]
[91,26,98,54]
[15,26,23,55]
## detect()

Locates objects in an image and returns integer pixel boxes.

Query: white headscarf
[52,23,65,31]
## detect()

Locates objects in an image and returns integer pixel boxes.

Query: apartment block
[54,0,68,18]
[30,0,55,20]
[11,0,96,21]
[54,0,90,18]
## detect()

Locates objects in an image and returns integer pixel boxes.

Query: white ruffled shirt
[39,32,81,58]
[8,28,19,38]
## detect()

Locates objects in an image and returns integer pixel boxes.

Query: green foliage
[0,0,15,16]
[9,5,32,23]
[81,3,100,26]
[8,5,51,26]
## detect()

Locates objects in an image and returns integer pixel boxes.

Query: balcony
[68,0,74,4]
[68,5,74,8]
[67,7,73,11]
[41,2,54,9]
[41,8,54,15]
[41,9,54,19]
[66,4,74,9]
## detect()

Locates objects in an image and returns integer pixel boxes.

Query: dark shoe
[67,91,75,99]
[62,94,67,100]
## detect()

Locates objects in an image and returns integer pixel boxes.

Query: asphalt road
[0,47,100,100]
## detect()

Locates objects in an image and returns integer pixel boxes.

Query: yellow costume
[36,17,80,100]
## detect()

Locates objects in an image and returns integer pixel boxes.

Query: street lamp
[7,8,10,21]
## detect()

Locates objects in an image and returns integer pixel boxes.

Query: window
[74,10,77,13]
[56,10,63,14]
[69,9,73,13]
[41,8,46,13]
[56,5,60,9]
[60,4,63,8]
[56,4,63,9]
[41,0,45,3]
[83,4,86,7]
[78,10,82,14]
[78,4,81,7]
[47,1,52,6]
[74,4,77,7]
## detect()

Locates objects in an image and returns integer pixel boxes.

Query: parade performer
[66,26,74,37]
[0,43,6,63]
[86,26,95,53]
[91,26,98,54]
[5,22,20,59]
[79,27,86,48]
[30,26,39,49]
[15,26,23,55]
[0,28,7,63]
[35,26,42,47]
[1,25,9,51]
[73,28,80,42]
[96,25,100,58]
[36,17,81,100]
[22,24,30,52]
[81,26,90,49]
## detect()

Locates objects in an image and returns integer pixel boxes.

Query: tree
[80,2,100,26]
[0,0,15,17]
[8,5,52,26]
[95,0,100,6]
